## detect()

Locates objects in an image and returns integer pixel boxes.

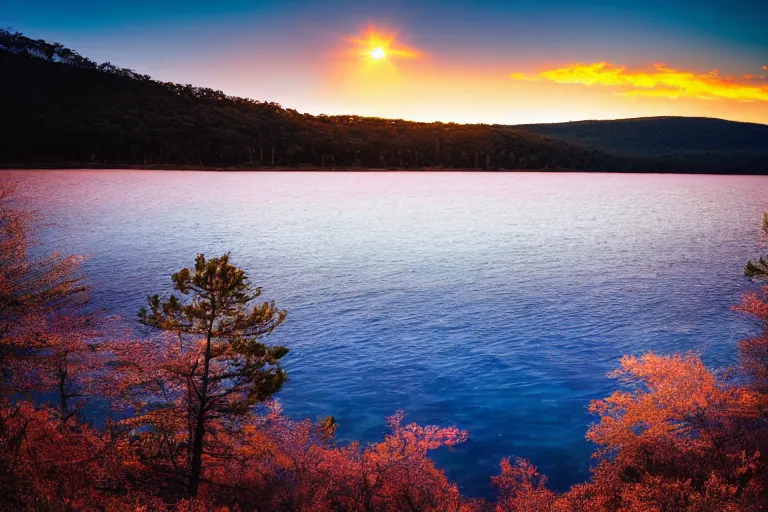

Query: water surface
[9,170,767,496]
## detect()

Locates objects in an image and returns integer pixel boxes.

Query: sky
[6,0,768,124]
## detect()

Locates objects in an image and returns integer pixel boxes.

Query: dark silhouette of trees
[517,117,768,174]
[5,29,766,173]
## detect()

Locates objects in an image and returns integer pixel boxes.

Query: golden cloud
[512,62,768,102]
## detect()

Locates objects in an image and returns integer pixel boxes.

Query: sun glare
[347,26,421,62]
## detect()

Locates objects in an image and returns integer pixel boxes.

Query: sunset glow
[3,0,768,508]
[6,1,768,125]
[347,26,422,62]
[370,47,386,60]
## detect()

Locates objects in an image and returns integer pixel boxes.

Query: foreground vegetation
[1,181,767,512]
[4,29,767,173]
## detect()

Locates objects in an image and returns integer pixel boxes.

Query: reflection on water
[8,169,768,495]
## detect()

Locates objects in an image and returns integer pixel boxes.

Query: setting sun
[347,26,421,62]
[4,0,768,509]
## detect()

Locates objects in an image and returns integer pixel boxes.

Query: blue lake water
[8,169,768,496]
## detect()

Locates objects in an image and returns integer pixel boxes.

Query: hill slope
[0,52,619,171]
[515,117,768,162]
[1,29,767,173]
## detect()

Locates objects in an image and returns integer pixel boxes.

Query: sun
[346,27,421,62]
[371,47,386,60]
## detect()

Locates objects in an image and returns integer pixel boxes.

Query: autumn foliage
[1,187,767,512]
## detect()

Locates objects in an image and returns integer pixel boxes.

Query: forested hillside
[516,117,768,169]
[2,29,767,173]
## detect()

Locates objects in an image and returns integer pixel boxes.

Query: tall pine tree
[134,253,288,497]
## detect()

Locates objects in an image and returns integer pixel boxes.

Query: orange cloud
[511,62,768,102]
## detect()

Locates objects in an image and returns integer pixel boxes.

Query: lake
[7,169,767,496]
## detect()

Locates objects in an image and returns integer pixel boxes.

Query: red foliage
[0,186,86,343]
[579,352,766,510]
[102,334,200,499]
[492,458,556,511]
[735,286,768,394]
[4,190,768,511]
[0,399,127,510]
[209,404,472,511]
[488,350,768,512]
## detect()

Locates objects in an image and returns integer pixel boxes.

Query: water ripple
[6,170,768,496]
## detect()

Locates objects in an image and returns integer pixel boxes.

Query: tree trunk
[187,315,215,497]
[187,399,207,496]
[58,362,68,420]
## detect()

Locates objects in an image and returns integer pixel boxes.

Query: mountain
[2,29,767,173]
[516,117,768,156]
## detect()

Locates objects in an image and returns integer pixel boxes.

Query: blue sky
[6,0,768,123]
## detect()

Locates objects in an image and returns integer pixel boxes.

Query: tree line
[0,28,738,173]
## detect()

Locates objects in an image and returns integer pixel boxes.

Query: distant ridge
[2,29,767,174]
[515,117,768,158]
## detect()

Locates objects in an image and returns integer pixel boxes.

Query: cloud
[509,72,536,81]
[511,62,768,102]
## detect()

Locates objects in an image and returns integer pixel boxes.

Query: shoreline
[0,164,562,173]
[1,164,767,176]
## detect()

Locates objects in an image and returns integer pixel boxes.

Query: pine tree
[135,253,289,497]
